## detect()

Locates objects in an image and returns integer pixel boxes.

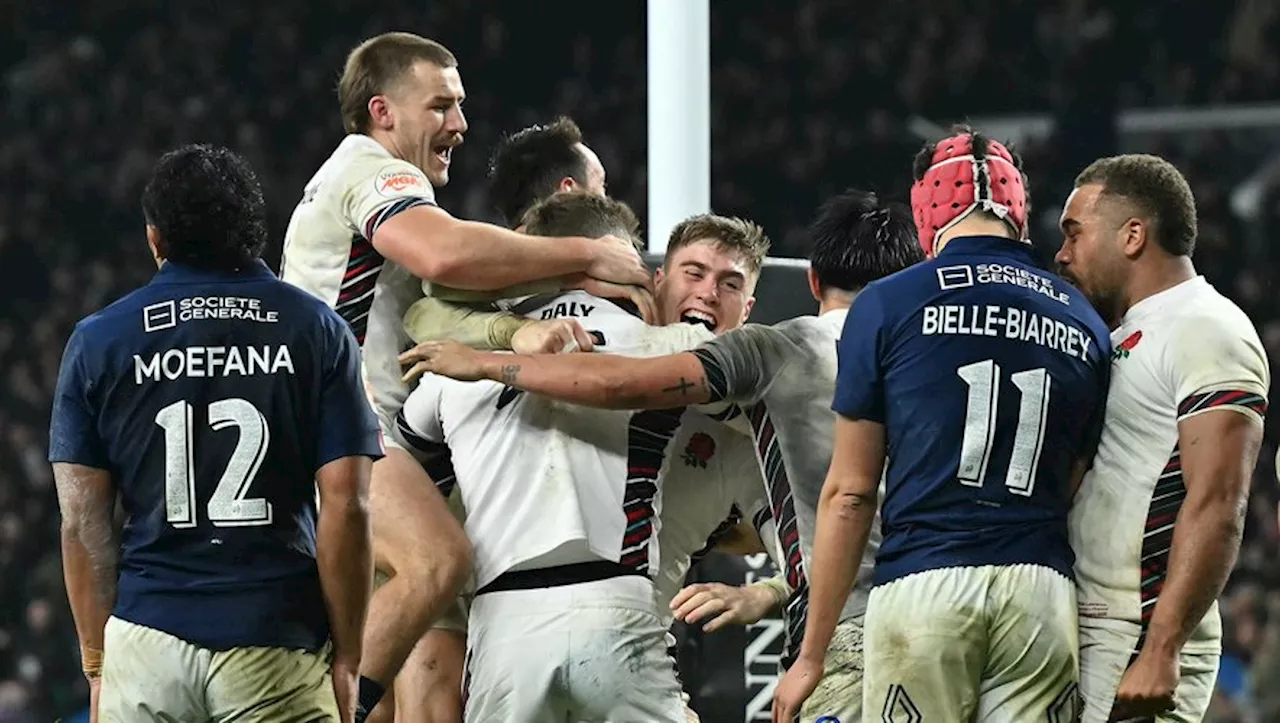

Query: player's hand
[585,235,653,292]
[670,582,776,632]
[399,340,484,384]
[512,318,595,355]
[1107,648,1179,721]
[570,275,658,324]
[772,655,822,723]
[331,659,359,723]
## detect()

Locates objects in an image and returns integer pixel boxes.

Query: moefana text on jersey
[922,304,1094,361]
[133,345,295,384]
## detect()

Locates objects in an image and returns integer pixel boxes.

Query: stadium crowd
[2,0,1280,720]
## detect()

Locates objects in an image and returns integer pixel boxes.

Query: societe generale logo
[374,166,427,197]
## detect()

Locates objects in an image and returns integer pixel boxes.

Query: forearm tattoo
[500,364,521,385]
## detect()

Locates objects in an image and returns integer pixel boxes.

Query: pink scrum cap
[910,132,1029,257]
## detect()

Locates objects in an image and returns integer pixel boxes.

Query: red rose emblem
[682,432,717,468]
[1119,331,1143,351]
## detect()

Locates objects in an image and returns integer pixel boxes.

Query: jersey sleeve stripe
[692,348,730,403]
[1176,389,1267,421]
[393,412,457,495]
[362,196,435,240]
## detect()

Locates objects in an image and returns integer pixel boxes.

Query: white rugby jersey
[396,291,713,589]
[280,134,436,421]
[653,411,779,621]
[1071,276,1269,653]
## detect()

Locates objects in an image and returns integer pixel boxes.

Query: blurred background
[2,0,1279,720]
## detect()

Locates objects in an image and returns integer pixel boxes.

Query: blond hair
[664,214,771,275]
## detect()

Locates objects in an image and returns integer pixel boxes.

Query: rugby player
[280,32,650,718]
[393,193,716,721]
[776,130,1111,722]
[1056,155,1269,722]
[51,144,382,721]
[379,118,610,723]
[401,188,926,723]
[400,195,781,722]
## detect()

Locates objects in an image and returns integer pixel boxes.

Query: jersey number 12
[155,398,273,528]
[957,359,1051,497]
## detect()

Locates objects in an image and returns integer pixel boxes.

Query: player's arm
[54,463,118,681]
[372,204,649,291]
[399,323,783,411]
[1142,403,1264,657]
[48,325,117,682]
[313,318,385,676]
[774,287,889,721]
[1140,322,1268,660]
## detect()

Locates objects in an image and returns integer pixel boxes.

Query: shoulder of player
[333,136,435,198]
[1161,293,1263,350]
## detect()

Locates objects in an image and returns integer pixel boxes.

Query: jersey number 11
[957,359,1051,497]
[155,398,274,528]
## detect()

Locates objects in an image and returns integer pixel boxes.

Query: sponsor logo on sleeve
[374,166,429,197]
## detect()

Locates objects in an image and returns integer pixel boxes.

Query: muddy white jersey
[395,292,714,588]
[281,134,436,422]
[1070,276,1268,652]
[653,410,778,621]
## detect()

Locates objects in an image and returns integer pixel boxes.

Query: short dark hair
[521,191,641,250]
[806,189,924,293]
[1075,154,1198,256]
[665,215,771,277]
[141,144,268,271]
[489,117,589,226]
[339,33,457,134]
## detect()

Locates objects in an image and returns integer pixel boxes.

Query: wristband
[487,312,532,350]
[81,645,103,680]
[749,575,790,609]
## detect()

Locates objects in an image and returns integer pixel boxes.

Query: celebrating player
[775,130,1112,722]
[489,116,607,228]
[1056,155,1270,722]
[400,188,925,723]
[280,32,651,718]
[50,145,382,722]
[395,193,729,722]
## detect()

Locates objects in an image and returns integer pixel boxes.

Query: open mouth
[432,145,452,166]
[680,310,717,331]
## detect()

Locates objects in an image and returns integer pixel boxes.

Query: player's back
[67,261,366,651]
[844,235,1111,586]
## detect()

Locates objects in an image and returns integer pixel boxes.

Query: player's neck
[1121,255,1197,319]
[818,289,857,315]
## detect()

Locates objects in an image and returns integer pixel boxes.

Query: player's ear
[807,268,822,303]
[1120,217,1146,259]
[558,176,577,193]
[145,225,166,268]
[654,266,666,285]
[367,95,394,131]
[742,296,755,321]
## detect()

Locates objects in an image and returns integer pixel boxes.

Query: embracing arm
[54,463,119,679]
[480,350,713,409]
[374,206,649,291]
[1141,409,1262,658]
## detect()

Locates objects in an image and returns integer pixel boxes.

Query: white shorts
[1078,618,1218,723]
[463,575,686,723]
[864,564,1080,723]
[99,617,337,722]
